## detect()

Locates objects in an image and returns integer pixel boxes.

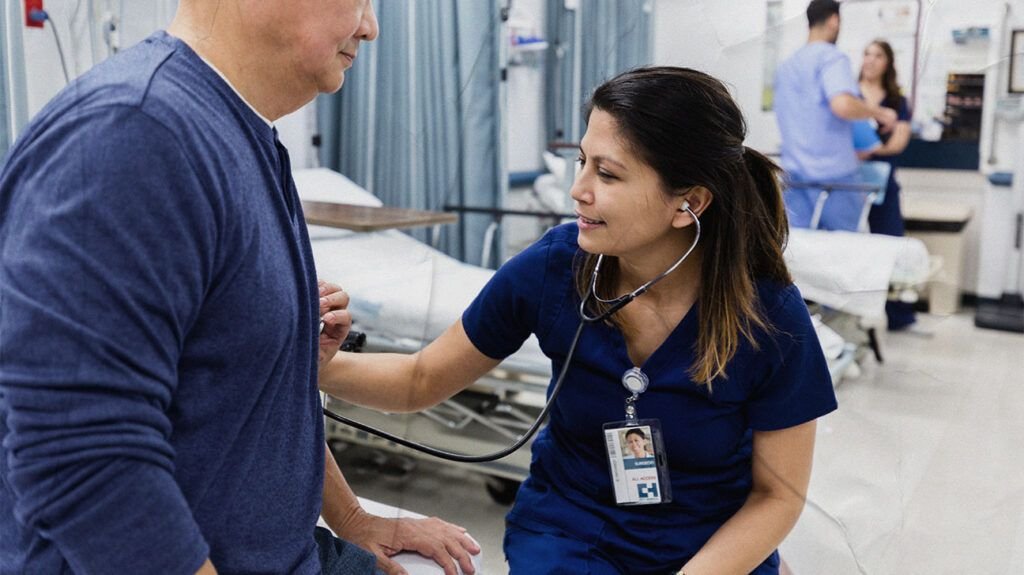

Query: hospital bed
[785,227,932,379]
[299,168,930,495]
[298,168,547,500]
[781,164,935,373]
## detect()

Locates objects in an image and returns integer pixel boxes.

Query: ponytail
[742,146,791,282]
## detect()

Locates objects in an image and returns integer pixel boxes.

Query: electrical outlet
[24,0,44,28]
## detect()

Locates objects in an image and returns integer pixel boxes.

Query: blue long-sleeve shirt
[0,32,323,574]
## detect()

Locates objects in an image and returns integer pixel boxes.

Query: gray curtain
[2,0,29,159]
[545,0,653,144]
[318,0,503,267]
[1,2,11,157]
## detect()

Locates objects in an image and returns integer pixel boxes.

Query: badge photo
[603,419,672,506]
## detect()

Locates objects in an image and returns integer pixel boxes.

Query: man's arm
[0,108,212,574]
[321,444,480,575]
[830,93,898,130]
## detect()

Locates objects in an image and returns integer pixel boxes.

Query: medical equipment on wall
[26,9,70,84]
[322,203,703,464]
[975,98,1024,333]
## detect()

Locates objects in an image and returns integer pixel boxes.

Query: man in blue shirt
[774,0,897,231]
[0,2,477,574]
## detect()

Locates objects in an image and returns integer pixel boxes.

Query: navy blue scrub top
[462,224,838,569]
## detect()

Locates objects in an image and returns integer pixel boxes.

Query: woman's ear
[672,186,712,229]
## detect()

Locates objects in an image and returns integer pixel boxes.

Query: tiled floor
[337,311,1024,574]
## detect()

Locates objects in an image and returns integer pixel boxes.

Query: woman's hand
[318,280,352,369]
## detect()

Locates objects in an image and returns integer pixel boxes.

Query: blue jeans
[314,526,382,575]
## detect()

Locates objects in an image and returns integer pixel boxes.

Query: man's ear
[672,186,712,229]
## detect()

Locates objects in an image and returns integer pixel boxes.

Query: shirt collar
[194,54,274,128]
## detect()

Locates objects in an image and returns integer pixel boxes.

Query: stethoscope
[322,203,701,463]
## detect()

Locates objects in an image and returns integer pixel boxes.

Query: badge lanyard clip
[621,367,649,421]
[624,393,639,422]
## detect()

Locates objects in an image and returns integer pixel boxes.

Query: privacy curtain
[545,0,653,144]
[318,0,503,267]
[1,0,14,156]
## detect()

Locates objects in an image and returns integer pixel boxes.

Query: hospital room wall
[9,0,316,169]
[16,1,177,120]
[652,0,1010,158]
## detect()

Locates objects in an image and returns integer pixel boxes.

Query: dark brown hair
[807,0,841,28]
[860,40,901,109]
[574,67,791,387]
[625,428,646,440]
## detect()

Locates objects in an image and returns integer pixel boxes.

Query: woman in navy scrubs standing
[320,67,838,574]
[860,39,916,330]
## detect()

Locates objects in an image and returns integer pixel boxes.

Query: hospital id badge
[603,419,672,506]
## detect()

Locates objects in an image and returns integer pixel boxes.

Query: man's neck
[808,28,834,44]
[167,8,307,121]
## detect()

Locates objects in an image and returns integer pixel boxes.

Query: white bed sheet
[785,228,931,319]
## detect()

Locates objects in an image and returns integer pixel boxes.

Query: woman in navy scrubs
[860,39,916,330]
[320,67,838,574]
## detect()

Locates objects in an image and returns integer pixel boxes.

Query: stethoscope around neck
[322,204,702,463]
[580,202,702,324]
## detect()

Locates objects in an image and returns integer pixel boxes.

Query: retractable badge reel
[603,367,672,506]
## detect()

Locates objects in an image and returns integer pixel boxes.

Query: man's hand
[338,511,480,575]
[318,280,351,368]
[875,106,898,134]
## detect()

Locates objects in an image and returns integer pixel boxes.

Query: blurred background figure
[774,0,897,231]
[859,39,916,330]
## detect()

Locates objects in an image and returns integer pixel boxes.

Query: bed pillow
[293,168,384,207]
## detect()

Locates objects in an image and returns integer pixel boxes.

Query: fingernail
[319,286,326,295]
[320,297,327,307]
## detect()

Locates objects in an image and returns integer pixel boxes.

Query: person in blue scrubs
[859,39,917,330]
[321,67,839,574]
[775,0,898,231]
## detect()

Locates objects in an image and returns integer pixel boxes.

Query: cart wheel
[484,476,521,505]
